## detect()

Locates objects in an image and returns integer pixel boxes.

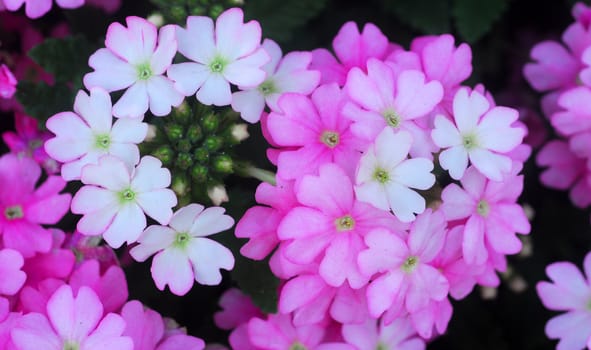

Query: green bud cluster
[149,0,244,24]
[140,102,246,206]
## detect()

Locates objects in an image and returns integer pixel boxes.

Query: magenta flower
[357,210,449,319]
[342,317,425,350]
[214,288,263,331]
[267,83,364,180]
[168,8,269,106]
[0,154,71,257]
[551,86,591,158]
[130,204,235,295]
[3,0,83,18]
[0,64,17,99]
[45,88,148,181]
[431,88,525,181]
[355,128,435,223]
[231,39,320,123]
[84,17,183,118]
[537,252,591,350]
[72,155,177,248]
[11,285,133,350]
[0,248,26,296]
[440,166,531,265]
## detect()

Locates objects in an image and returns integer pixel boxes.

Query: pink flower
[45,88,148,181]
[214,288,263,331]
[310,21,390,86]
[130,204,235,295]
[168,8,269,106]
[72,155,177,248]
[342,317,425,350]
[344,59,443,157]
[0,248,26,296]
[431,88,525,181]
[267,83,364,180]
[11,285,133,350]
[3,0,83,18]
[355,128,435,223]
[84,17,183,118]
[440,166,531,265]
[551,86,591,158]
[357,210,449,320]
[537,252,591,350]
[85,0,120,13]
[231,39,320,123]
[0,64,17,99]
[0,154,71,257]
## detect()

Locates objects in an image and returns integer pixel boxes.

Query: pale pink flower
[0,248,26,296]
[231,39,320,123]
[45,88,148,180]
[84,17,183,118]
[0,64,17,99]
[167,8,269,106]
[355,128,435,222]
[357,210,449,320]
[11,285,133,350]
[538,252,591,350]
[130,203,235,295]
[551,86,591,158]
[431,88,525,181]
[3,0,83,18]
[440,166,531,265]
[342,317,425,350]
[72,155,177,248]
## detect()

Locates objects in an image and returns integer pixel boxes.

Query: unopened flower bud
[165,123,184,142]
[213,154,233,174]
[175,153,193,170]
[207,185,229,206]
[187,124,203,143]
[172,175,190,197]
[191,164,208,183]
[204,136,223,152]
[152,145,174,165]
[194,148,209,163]
[147,13,165,27]
[202,113,219,133]
[144,124,158,142]
[231,124,249,143]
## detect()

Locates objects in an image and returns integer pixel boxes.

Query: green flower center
[174,232,192,249]
[63,341,80,350]
[376,342,388,350]
[383,109,401,128]
[94,134,111,150]
[321,131,340,148]
[477,200,490,217]
[335,214,355,232]
[4,205,23,220]
[258,80,277,96]
[209,56,228,73]
[373,167,390,184]
[136,62,153,81]
[462,133,478,150]
[28,139,43,149]
[289,342,307,350]
[118,188,136,203]
[401,255,419,273]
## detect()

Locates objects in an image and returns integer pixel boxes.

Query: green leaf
[28,35,95,87]
[453,0,508,43]
[15,81,76,125]
[244,0,329,43]
[382,0,451,34]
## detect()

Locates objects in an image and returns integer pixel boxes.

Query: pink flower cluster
[525,2,591,218]
[0,0,120,19]
[234,20,530,348]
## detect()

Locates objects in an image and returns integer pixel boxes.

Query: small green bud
[172,174,190,197]
[201,112,219,133]
[175,152,193,170]
[177,139,192,153]
[152,145,174,165]
[173,102,191,124]
[169,5,186,22]
[210,4,224,17]
[187,124,203,143]
[194,147,209,163]
[165,124,184,142]
[204,136,223,152]
[213,154,233,174]
[191,164,209,183]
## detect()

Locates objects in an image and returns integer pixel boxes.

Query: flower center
[462,133,478,150]
[289,342,307,350]
[174,232,192,249]
[335,214,355,232]
[94,134,111,150]
[136,62,153,81]
[209,56,228,74]
[376,342,388,350]
[4,205,23,220]
[28,139,43,149]
[321,131,339,148]
[373,167,390,184]
[118,188,136,203]
[477,200,490,217]
[63,341,80,350]
[401,255,419,273]
[383,109,401,128]
[258,80,277,96]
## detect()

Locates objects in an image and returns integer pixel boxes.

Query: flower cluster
[234,20,530,348]
[0,0,120,19]
[525,2,591,218]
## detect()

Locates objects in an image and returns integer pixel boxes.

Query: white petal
[386,182,425,222]
[102,203,146,248]
[112,82,149,119]
[130,225,176,261]
[147,76,184,116]
[84,49,137,91]
[231,89,265,123]
[196,74,232,106]
[439,146,469,180]
[135,189,177,224]
[167,62,210,96]
[187,238,234,285]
